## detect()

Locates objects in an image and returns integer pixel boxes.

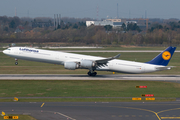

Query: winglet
[107,54,121,61]
[113,54,121,59]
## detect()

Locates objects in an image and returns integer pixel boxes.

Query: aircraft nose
[3,50,6,54]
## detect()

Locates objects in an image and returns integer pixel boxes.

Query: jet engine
[80,60,96,68]
[64,62,79,70]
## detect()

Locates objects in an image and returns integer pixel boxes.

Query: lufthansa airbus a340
[3,46,176,76]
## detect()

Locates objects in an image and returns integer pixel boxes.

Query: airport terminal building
[86,19,124,28]
[86,19,147,31]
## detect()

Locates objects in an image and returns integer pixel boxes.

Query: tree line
[0,16,180,46]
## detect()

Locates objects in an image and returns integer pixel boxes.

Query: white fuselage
[3,47,164,74]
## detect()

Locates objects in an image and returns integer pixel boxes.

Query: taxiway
[1,102,180,120]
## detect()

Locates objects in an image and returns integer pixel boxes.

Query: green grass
[0,51,180,74]
[0,114,36,120]
[0,80,179,98]
[0,98,175,102]
[1,46,180,103]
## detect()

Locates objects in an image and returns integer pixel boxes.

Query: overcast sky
[1,0,180,19]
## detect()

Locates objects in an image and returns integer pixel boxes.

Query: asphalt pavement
[1,74,180,82]
[1,102,180,120]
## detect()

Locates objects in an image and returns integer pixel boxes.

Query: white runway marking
[56,112,76,120]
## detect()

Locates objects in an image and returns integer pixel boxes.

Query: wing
[95,54,120,67]
[64,54,120,70]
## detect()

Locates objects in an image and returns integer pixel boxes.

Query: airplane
[3,46,176,76]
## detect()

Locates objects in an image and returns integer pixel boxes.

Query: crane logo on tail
[162,51,171,60]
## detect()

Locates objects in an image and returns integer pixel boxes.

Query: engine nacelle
[64,62,79,70]
[81,60,96,68]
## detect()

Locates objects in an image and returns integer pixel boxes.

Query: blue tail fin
[146,46,176,66]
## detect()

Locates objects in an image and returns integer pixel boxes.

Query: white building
[86,19,123,28]
[86,21,95,27]
[94,20,113,26]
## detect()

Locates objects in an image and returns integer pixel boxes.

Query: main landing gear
[87,70,97,76]
[15,58,18,65]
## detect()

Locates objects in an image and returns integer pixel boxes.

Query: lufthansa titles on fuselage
[19,48,39,53]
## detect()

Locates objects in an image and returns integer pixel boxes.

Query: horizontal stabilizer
[155,66,175,70]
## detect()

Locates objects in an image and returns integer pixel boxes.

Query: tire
[92,72,97,76]
[15,62,18,65]
[87,71,91,76]
[87,71,97,76]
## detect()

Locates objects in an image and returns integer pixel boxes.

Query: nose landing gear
[15,58,18,65]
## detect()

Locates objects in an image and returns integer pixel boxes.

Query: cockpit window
[7,49,11,50]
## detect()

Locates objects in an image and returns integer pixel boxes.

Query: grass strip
[0,98,176,102]
[0,80,180,98]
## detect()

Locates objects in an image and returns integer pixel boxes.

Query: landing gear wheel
[15,58,18,65]
[92,72,97,76]
[87,71,97,76]
[87,71,91,76]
